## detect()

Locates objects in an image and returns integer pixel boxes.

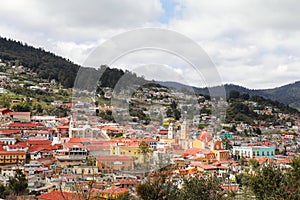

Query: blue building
[232,146,275,159]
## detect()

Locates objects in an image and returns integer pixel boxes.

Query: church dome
[197,131,213,143]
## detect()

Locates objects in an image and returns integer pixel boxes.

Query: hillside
[0,36,146,89]
[158,81,300,111]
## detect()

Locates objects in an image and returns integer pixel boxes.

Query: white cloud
[0,0,299,89]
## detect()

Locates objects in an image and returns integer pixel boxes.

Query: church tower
[168,122,176,139]
[180,120,188,140]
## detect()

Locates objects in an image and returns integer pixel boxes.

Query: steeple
[168,122,176,139]
[180,120,188,140]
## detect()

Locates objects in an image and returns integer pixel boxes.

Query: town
[0,59,299,200]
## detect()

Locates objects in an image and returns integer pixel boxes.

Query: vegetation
[0,169,28,198]
[0,36,147,90]
[238,156,300,200]
[136,173,223,200]
[225,90,299,125]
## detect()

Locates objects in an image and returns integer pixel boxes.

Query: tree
[248,159,259,170]
[136,173,223,200]
[7,169,28,196]
[136,173,179,200]
[116,191,133,200]
[0,183,9,199]
[229,90,240,99]
[248,164,289,200]
[179,175,223,200]
[139,141,152,170]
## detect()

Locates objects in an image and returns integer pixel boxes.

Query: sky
[0,0,300,89]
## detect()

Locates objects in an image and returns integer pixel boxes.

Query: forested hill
[0,37,80,88]
[0,36,146,89]
[159,81,300,111]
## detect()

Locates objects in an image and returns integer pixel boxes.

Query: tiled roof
[0,150,26,155]
[0,130,21,135]
[36,190,82,200]
[9,122,43,127]
[27,140,52,145]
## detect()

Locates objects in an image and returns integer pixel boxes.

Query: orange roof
[197,131,212,142]
[0,130,21,135]
[68,138,82,143]
[190,162,217,170]
[36,190,82,200]
[5,112,30,115]
[9,122,43,128]
[8,142,27,148]
[27,140,52,145]
[0,150,26,155]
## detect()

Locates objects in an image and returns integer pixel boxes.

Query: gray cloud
[0,0,299,89]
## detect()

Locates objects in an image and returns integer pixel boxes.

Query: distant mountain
[259,81,300,110]
[158,81,300,111]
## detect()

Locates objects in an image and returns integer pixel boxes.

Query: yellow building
[0,150,26,165]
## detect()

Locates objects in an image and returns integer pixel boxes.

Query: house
[36,190,82,200]
[98,187,128,200]
[4,112,31,122]
[0,150,26,165]
[232,146,275,159]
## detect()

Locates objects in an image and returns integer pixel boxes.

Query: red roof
[9,122,43,128]
[0,150,26,155]
[0,130,21,135]
[68,138,82,143]
[28,145,57,152]
[63,143,84,148]
[5,112,30,115]
[0,108,11,114]
[7,142,27,148]
[36,190,82,200]
[197,131,213,142]
[27,140,52,145]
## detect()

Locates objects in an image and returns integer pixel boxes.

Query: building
[96,155,134,173]
[0,150,26,165]
[232,146,275,159]
[4,112,31,122]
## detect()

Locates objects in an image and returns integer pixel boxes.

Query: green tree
[136,173,179,200]
[229,90,240,99]
[248,159,259,170]
[116,191,133,200]
[8,169,28,196]
[179,176,223,200]
[139,141,152,170]
[248,164,288,200]
[0,183,9,198]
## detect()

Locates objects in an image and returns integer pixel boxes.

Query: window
[262,151,264,156]
[271,152,274,156]
[267,152,269,156]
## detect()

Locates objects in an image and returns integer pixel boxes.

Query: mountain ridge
[158,81,300,111]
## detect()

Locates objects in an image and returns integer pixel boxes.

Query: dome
[197,131,213,143]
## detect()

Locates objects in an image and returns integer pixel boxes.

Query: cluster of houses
[0,102,299,199]
[0,61,299,199]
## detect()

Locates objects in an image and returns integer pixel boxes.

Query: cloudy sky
[1,0,300,89]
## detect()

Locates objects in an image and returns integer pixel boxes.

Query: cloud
[0,0,299,89]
